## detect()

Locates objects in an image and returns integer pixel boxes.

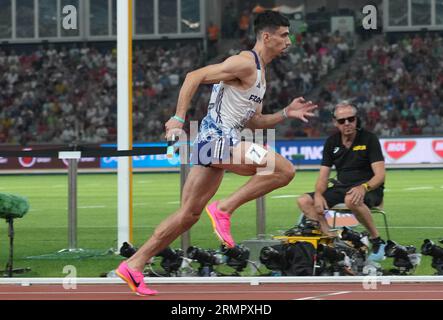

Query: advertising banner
[275,139,325,165]
[1,137,442,171]
[381,138,443,164]
[0,145,100,170]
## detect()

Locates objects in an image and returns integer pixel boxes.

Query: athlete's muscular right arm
[165,55,255,138]
[314,166,331,214]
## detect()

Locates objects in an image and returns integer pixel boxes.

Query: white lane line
[0,289,442,296]
[295,291,351,300]
[0,292,131,295]
[1,289,442,294]
[78,205,106,209]
[380,226,443,229]
[404,187,435,191]
[0,290,326,295]
[271,195,299,199]
[0,186,62,190]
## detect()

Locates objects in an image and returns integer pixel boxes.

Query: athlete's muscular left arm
[165,54,255,138]
[246,97,318,129]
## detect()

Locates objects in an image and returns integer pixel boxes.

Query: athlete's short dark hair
[254,11,290,37]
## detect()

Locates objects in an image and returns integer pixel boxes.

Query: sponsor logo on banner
[432,140,443,158]
[384,141,416,160]
[18,148,36,168]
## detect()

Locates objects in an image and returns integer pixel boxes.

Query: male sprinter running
[116,11,317,296]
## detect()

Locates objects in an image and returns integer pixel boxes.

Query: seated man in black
[297,101,386,261]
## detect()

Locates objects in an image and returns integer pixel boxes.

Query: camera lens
[187,246,219,266]
[222,244,250,260]
[259,246,285,270]
[318,244,345,263]
[157,247,183,273]
[119,242,137,258]
[341,227,367,248]
[421,239,435,256]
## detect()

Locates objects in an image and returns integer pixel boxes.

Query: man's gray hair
[333,100,358,118]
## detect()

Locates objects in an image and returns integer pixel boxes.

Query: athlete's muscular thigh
[212,141,290,176]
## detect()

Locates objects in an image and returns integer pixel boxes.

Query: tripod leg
[8,218,14,277]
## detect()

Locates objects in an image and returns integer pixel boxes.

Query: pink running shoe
[206,201,235,248]
[116,261,158,296]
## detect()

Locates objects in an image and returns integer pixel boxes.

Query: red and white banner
[381,137,443,164]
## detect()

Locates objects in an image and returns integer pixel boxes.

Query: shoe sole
[116,269,158,296]
[136,291,158,297]
[115,269,137,292]
[206,206,234,248]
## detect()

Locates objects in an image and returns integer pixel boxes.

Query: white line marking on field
[404,187,434,191]
[137,180,153,184]
[167,201,180,205]
[295,291,351,300]
[133,203,149,206]
[78,205,106,209]
[380,226,443,229]
[5,185,64,189]
[271,195,299,199]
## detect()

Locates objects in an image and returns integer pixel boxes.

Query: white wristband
[282,107,288,119]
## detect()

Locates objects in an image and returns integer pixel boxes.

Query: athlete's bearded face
[262,26,291,57]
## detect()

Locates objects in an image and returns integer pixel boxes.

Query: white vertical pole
[117,0,133,250]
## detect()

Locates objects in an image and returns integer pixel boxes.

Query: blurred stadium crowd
[0,31,442,144]
[314,33,443,137]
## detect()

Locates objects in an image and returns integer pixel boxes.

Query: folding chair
[329,202,391,240]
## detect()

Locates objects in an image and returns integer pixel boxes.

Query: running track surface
[0,283,442,300]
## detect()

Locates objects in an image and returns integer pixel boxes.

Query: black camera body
[221,244,250,272]
[340,227,369,250]
[316,243,347,275]
[385,240,419,274]
[260,245,287,272]
[156,247,184,274]
[186,246,221,276]
[260,242,316,276]
[421,239,443,275]
[118,242,184,275]
[187,246,220,266]
[119,242,137,258]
